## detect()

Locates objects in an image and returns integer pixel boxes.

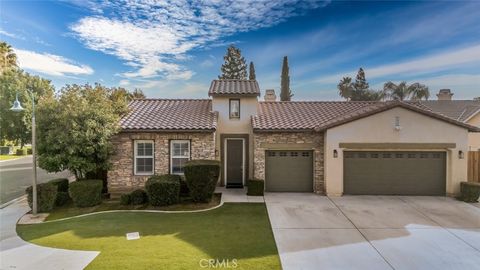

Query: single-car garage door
[344,151,446,195]
[266,150,313,192]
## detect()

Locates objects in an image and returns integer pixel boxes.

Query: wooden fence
[468,151,480,182]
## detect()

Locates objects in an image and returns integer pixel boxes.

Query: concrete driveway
[265,193,480,270]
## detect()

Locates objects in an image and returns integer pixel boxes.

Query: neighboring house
[107,80,479,197]
[416,89,480,151]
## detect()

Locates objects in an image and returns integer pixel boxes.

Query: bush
[179,178,190,197]
[459,182,480,203]
[145,175,181,206]
[49,178,69,192]
[120,194,131,205]
[69,180,103,207]
[0,146,12,155]
[130,189,147,205]
[55,192,70,206]
[25,183,57,212]
[247,179,264,196]
[184,160,220,202]
[16,148,27,156]
[27,147,33,155]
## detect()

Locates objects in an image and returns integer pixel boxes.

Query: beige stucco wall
[324,107,469,196]
[467,112,480,151]
[212,96,258,179]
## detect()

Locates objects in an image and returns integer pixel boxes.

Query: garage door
[266,150,313,192]
[344,151,446,195]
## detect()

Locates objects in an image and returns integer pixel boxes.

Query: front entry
[225,138,245,188]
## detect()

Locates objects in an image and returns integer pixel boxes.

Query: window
[170,140,190,174]
[229,99,240,119]
[134,140,154,175]
[290,152,298,157]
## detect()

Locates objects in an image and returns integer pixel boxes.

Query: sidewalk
[216,187,264,203]
[0,199,99,270]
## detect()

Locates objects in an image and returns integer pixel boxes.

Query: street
[0,156,71,205]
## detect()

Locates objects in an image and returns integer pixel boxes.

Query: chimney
[264,89,277,101]
[437,89,453,101]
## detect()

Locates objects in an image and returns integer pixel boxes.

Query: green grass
[46,194,222,221]
[0,154,23,160]
[17,203,281,270]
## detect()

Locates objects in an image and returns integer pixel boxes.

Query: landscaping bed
[45,193,222,221]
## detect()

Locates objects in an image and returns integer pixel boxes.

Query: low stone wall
[107,132,216,195]
[253,132,325,193]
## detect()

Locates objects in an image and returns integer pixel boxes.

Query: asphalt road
[0,156,71,205]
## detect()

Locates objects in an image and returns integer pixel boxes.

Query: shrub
[120,194,131,205]
[184,160,220,202]
[130,189,147,205]
[69,180,103,207]
[247,179,264,196]
[25,183,57,212]
[0,146,12,155]
[27,147,33,155]
[55,192,70,206]
[459,182,480,203]
[145,175,181,206]
[49,178,69,192]
[16,148,27,156]
[179,178,190,197]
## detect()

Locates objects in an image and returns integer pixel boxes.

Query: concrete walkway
[216,187,264,203]
[0,199,99,270]
[265,193,480,270]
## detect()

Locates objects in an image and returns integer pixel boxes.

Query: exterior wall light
[394,116,402,131]
[458,150,464,159]
[333,149,338,158]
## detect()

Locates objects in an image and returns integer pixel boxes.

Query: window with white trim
[170,140,190,174]
[134,140,154,175]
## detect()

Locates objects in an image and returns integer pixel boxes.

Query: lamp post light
[10,91,38,215]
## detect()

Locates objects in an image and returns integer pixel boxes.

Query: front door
[225,139,244,188]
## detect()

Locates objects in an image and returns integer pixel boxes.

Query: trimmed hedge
[69,180,103,207]
[55,192,70,206]
[49,178,69,192]
[184,160,220,202]
[120,194,131,205]
[145,175,181,206]
[459,182,480,203]
[179,178,190,197]
[27,147,33,155]
[26,183,57,212]
[130,189,147,205]
[16,148,27,156]
[247,179,264,196]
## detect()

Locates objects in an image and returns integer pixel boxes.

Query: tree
[336,68,382,101]
[383,81,430,101]
[0,42,17,72]
[280,56,293,101]
[218,45,247,80]
[249,61,256,80]
[474,97,480,101]
[36,84,131,179]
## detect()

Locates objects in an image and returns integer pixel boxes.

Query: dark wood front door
[226,139,244,187]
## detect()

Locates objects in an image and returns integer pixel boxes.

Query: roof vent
[264,89,277,101]
[437,89,453,101]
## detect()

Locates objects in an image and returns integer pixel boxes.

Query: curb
[1,195,26,209]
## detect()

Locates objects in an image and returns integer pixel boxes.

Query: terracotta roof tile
[120,99,216,131]
[418,100,480,122]
[208,79,260,96]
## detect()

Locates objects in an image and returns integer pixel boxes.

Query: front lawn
[0,154,23,161]
[17,203,281,270]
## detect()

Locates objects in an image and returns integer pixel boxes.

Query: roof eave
[120,128,216,133]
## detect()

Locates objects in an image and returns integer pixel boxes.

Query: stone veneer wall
[253,132,325,193]
[107,132,216,194]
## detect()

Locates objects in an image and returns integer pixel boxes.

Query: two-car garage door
[344,151,446,195]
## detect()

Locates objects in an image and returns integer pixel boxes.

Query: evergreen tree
[336,67,383,101]
[280,56,293,101]
[353,68,369,91]
[249,61,256,80]
[218,45,247,80]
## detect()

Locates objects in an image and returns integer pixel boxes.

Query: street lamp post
[10,91,38,215]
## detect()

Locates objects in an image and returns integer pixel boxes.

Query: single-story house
[107,80,479,196]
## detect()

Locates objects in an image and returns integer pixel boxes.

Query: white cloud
[316,44,480,84]
[0,29,24,39]
[70,0,329,81]
[15,49,94,76]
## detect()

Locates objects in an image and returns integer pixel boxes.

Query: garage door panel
[344,151,446,195]
[266,151,313,192]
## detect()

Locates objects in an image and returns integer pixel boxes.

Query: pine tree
[280,56,293,101]
[249,61,256,80]
[219,45,247,80]
[353,67,369,92]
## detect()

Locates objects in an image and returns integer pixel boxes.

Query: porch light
[394,116,401,131]
[333,149,338,158]
[458,150,464,159]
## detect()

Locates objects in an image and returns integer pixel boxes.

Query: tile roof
[120,99,217,131]
[208,79,260,96]
[252,101,480,132]
[418,100,480,122]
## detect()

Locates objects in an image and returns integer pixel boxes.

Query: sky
[1,0,479,100]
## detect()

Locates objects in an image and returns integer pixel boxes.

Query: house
[416,89,480,151]
[107,80,479,197]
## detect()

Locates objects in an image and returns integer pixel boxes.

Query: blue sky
[1,0,479,100]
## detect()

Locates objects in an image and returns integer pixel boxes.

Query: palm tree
[337,77,354,100]
[0,42,17,70]
[383,81,429,101]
